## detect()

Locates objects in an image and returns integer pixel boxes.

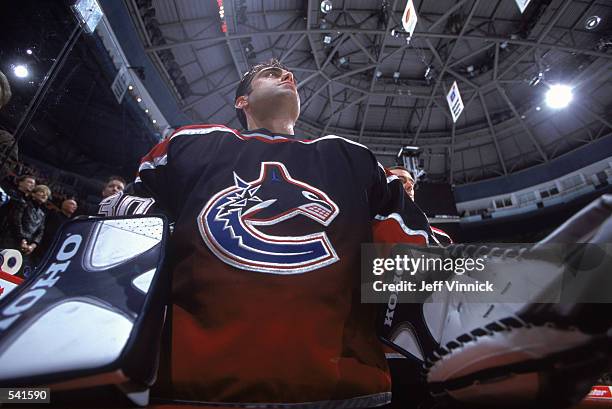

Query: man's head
[61,198,78,217]
[235,59,300,130]
[387,166,415,201]
[0,70,11,110]
[17,175,36,194]
[101,176,126,198]
[31,185,51,204]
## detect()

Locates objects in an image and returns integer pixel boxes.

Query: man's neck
[248,118,295,135]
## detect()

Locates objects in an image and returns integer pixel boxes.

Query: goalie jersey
[100,124,434,407]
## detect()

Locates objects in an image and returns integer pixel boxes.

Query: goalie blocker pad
[0,215,169,404]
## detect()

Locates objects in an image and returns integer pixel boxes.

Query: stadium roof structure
[127,0,612,184]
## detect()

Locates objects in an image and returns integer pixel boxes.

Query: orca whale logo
[198,162,340,274]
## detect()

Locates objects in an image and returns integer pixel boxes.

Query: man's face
[102,179,125,198]
[32,190,48,204]
[389,169,415,201]
[18,177,35,193]
[237,67,300,126]
[61,199,77,216]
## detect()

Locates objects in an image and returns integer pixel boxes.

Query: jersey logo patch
[198,162,340,274]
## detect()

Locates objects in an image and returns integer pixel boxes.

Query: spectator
[384,165,452,244]
[1,184,50,275]
[0,174,36,246]
[386,166,415,201]
[101,176,126,198]
[0,70,18,182]
[39,197,78,256]
[79,175,127,215]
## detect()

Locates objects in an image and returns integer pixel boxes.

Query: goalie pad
[0,215,169,406]
[378,194,612,407]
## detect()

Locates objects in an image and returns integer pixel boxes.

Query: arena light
[545,84,573,109]
[136,97,142,103]
[13,65,29,78]
[320,0,332,14]
[26,49,33,55]
[585,16,601,30]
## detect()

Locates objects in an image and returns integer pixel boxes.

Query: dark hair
[386,166,415,181]
[17,174,35,183]
[106,175,126,185]
[235,59,287,129]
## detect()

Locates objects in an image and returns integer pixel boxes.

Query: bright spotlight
[320,0,332,14]
[585,16,601,30]
[13,64,29,78]
[26,49,33,55]
[545,84,573,109]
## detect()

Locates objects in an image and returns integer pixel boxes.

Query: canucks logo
[198,162,340,274]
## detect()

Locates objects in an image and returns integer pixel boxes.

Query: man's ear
[235,95,248,109]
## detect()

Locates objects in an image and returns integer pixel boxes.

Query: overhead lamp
[338,56,348,67]
[145,109,149,113]
[152,119,157,124]
[26,49,33,55]
[13,64,29,78]
[424,66,436,84]
[128,85,134,91]
[529,71,544,87]
[323,35,332,45]
[136,97,142,103]
[320,0,332,14]
[545,84,573,109]
[393,71,400,83]
[375,70,382,79]
[585,16,601,30]
[536,106,541,111]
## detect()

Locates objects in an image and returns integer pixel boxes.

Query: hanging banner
[514,0,532,14]
[111,65,130,104]
[402,0,418,38]
[446,81,464,123]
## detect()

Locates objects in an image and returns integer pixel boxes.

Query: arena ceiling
[126,0,612,184]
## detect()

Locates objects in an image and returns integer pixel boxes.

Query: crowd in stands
[0,172,126,276]
[0,68,132,276]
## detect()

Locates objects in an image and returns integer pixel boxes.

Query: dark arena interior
[0,0,611,408]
